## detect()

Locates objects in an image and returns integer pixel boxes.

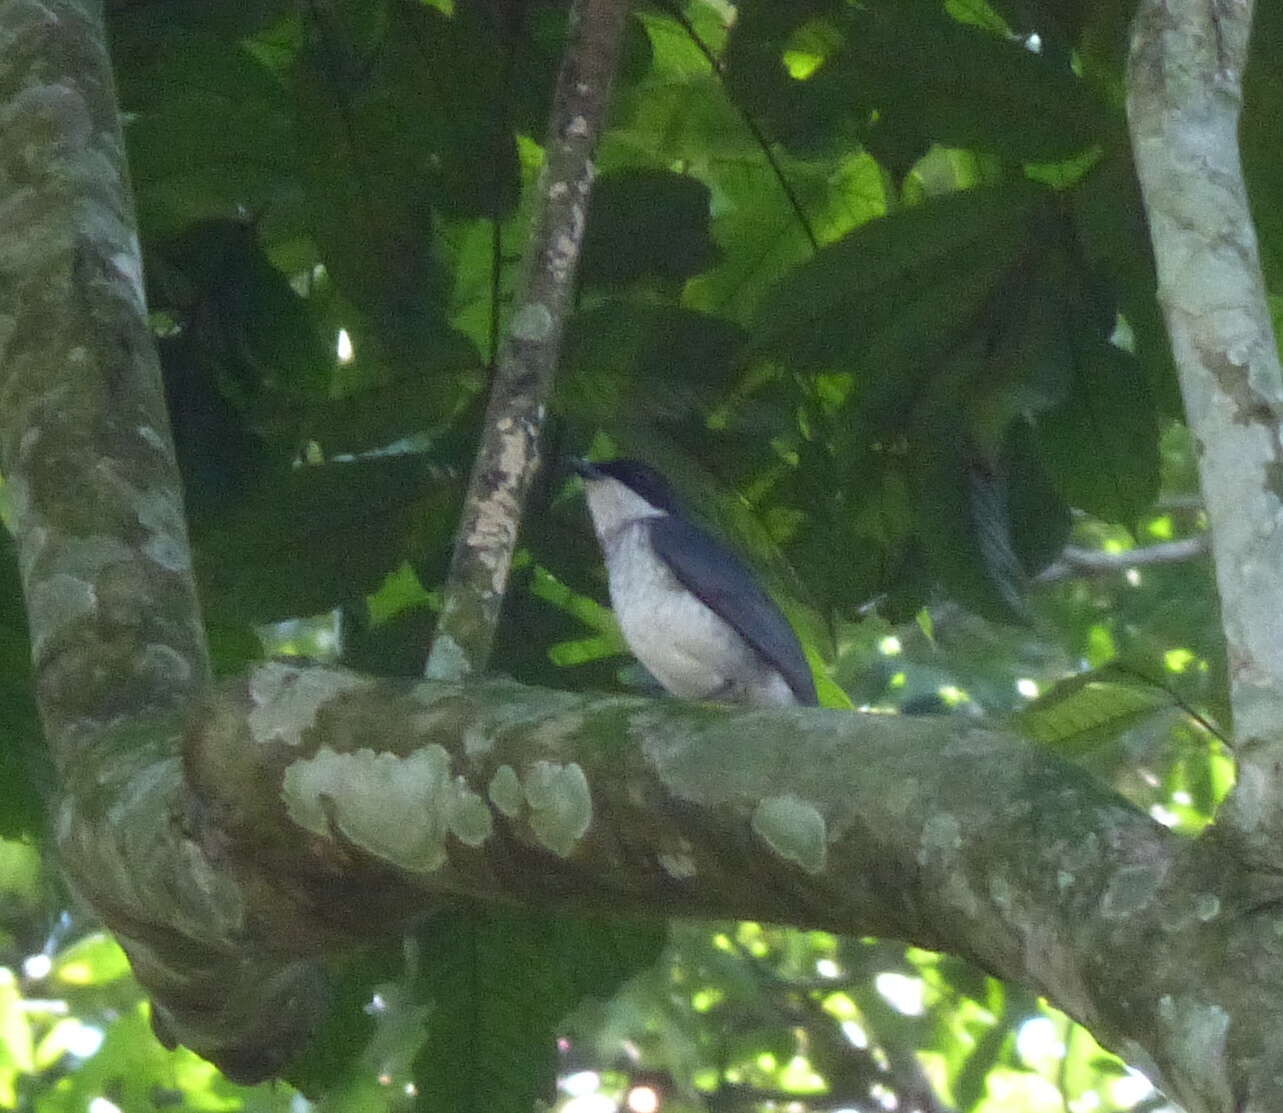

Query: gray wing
[649,515,818,705]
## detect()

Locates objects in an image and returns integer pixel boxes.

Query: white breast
[604,521,794,705]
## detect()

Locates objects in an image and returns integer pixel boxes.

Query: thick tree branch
[169,660,1280,1111]
[425,0,632,680]
[1126,1,1283,867]
[0,0,328,1082]
[0,0,208,765]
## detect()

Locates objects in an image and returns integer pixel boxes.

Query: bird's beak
[572,457,604,480]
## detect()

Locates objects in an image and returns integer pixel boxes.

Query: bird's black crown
[575,458,683,514]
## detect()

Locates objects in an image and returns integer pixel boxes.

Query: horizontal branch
[1036,537,1208,583]
[65,661,1258,1109]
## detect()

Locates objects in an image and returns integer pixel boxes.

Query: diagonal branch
[425,0,632,681]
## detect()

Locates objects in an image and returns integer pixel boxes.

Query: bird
[574,458,818,707]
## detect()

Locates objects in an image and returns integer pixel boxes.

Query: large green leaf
[286,941,407,1095]
[723,0,1108,162]
[412,907,663,1113]
[750,183,1045,369]
[151,219,335,399]
[747,187,1086,623]
[118,33,296,238]
[293,5,466,367]
[581,170,717,287]
[1036,336,1159,524]
[849,9,1109,163]
[193,455,461,623]
[611,15,759,164]
[1014,664,1184,754]
[685,151,885,323]
[1005,421,1073,576]
[916,435,1031,626]
[558,302,747,427]
[722,0,871,156]
[1244,6,1283,296]
[1071,154,1181,416]
[376,2,522,221]
[782,441,921,621]
[108,0,292,40]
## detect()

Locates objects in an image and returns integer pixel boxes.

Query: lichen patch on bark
[752,795,827,874]
[247,662,371,748]
[281,745,493,871]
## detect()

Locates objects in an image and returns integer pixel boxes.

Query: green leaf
[287,941,405,1095]
[581,170,717,286]
[293,22,459,366]
[109,0,293,41]
[685,151,885,322]
[207,622,265,679]
[723,1,1108,162]
[611,33,758,166]
[916,435,1031,626]
[1244,13,1283,296]
[52,933,131,987]
[194,455,462,623]
[160,331,275,518]
[850,11,1109,163]
[0,539,48,838]
[1004,422,1072,577]
[558,302,747,426]
[35,1002,264,1113]
[1071,155,1181,416]
[374,2,522,221]
[412,907,663,1113]
[750,183,1045,369]
[722,0,870,156]
[306,355,483,457]
[153,219,335,398]
[785,448,920,620]
[0,969,33,1078]
[1036,336,1160,524]
[1014,665,1177,753]
[119,33,296,238]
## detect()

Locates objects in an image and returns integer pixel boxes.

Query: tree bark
[0,0,327,1082]
[0,0,208,766]
[425,0,632,680]
[180,661,1280,1112]
[1127,0,1283,875]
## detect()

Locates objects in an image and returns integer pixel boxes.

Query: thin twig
[1035,536,1208,583]
[425,0,633,679]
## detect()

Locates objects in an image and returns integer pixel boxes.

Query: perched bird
[575,458,817,707]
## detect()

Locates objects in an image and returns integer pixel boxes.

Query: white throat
[583,476,666,546]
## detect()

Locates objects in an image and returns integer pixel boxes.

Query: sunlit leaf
[1014,665,1179,753]
[53,934,131,987]
[0,969,33,1076]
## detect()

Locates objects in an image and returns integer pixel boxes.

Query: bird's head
[574,458,681,540]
